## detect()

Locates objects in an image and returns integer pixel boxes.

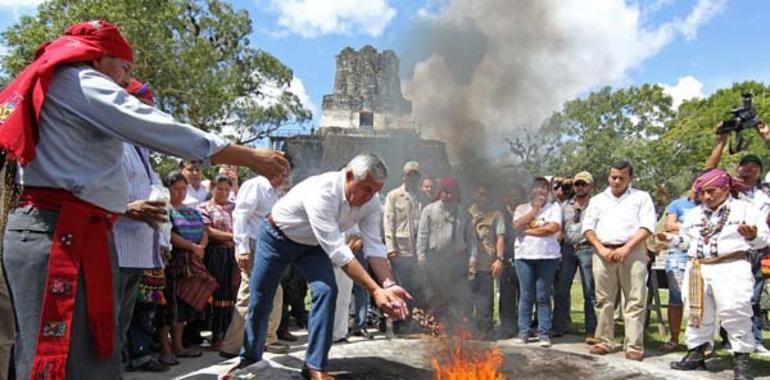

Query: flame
[430,329,504,380]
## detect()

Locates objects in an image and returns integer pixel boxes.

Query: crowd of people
[3,19,770,380]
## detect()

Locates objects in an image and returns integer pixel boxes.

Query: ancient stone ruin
[321,45,412,131]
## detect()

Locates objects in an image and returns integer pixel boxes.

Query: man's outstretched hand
[373,287,413,320]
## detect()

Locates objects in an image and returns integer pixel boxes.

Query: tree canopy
[1,0,311,145]
[509,82,770,203]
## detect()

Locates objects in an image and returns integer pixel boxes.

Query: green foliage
[510,81,770,204]
[0,0,311,145]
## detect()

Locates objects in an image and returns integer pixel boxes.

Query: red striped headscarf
[692,168,749,194]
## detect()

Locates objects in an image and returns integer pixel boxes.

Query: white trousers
[682,259,755,353]
[333,266,354,341]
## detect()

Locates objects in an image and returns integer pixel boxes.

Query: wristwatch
[383,279,398,289]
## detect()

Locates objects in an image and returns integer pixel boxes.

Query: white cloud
[405,0,726,159]
[288,78,317,117]
[660,75,704,108]
[266,0,396,38]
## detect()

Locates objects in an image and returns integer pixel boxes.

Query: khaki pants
[0,256,14,380]
[220,255,283,355]
[592,245,648,353]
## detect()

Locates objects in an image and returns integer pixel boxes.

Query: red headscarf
[0,20,133,165]
[126,79,154,106]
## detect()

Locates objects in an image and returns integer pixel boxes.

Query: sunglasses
[573,207,583,223]
[573,181,589,187]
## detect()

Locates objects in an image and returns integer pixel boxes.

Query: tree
[0,0,311,148]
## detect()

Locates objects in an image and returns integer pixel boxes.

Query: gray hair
[346,154,388,182]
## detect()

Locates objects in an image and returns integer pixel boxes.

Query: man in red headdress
[661,168,770,380]
[0,20,288,380]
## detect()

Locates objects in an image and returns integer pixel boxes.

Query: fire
[430,329,505,380]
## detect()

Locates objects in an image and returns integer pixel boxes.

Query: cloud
[265,0,396,38]
[404,0,726,160]
[661,76,704,108]
[0,0,41,8]
[288,77,317,116]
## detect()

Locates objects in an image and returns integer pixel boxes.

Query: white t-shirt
[513,202,562,260]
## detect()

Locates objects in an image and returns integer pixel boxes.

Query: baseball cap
[573,171,594,184]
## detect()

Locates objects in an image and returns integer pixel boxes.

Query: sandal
[659,341,678,352]
[175,348,203,358]
[158,355,179,366]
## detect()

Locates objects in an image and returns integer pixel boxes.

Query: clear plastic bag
[149,184,172,250]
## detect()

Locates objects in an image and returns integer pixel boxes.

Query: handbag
[176,255,219,311]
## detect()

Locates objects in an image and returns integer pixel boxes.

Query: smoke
[402,0,726,164]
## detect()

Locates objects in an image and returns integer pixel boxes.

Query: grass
[558,278,770,373]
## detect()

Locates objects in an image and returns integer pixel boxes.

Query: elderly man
[0,21,287,380]
[706,130,770,354]
[582,160,656,361]
[219,166,293,358]
[383,161,429,334]
[236,154,410,379]
[661,168,769,380]
[421,177,437,202]
[416,177,475,327]
[553,171,597,344]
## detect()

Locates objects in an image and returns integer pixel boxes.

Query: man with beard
[416,177,474,327]
[706,129,770,355]
[383,161,429,334]
[467,183,505,339]
[661,168,769,380]
[553,171,597,344]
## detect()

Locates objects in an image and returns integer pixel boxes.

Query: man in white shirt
[180,160,209,206]
[236,154,411,379]
[219,165,292,358]
[582,160,656,361]
[661,168,769,380]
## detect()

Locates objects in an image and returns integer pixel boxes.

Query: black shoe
[670,343,708,371]
[734,352,753,380]
[128,359,169,372]
[278,330,299,342]
[219,350,239,359]
[353,329,373,339]
[333,337,349,344]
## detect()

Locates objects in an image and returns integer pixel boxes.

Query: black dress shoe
[333,337,349,344]
[128,359,169,372]
[278,330,299,342]
[219,350,239,359]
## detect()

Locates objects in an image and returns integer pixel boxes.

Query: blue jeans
[240,222,338,370]
[664,249,689,306]
[553,246,596,335]
[515,258,559,338]
[351,249,369,332]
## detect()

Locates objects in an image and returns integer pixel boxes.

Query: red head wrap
[692,168,749,195]
[126,79,154,106]
[438,177,460,193]
[0,20,133,164]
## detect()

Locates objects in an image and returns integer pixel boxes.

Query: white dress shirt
[232,176,279,255]
[271,171,387,267]
[674,197,770,257]
[184,183,209,207]
[581,186,657,245]
[740,187,770,217]
[513,202,562,260]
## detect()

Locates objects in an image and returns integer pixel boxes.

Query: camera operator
[552,176,574,205]
[705,123,770,356]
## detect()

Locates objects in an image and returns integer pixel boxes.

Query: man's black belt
[267,214,290,240]
[604,243,625,249]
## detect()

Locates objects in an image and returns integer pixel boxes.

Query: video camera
[716,93,761,153]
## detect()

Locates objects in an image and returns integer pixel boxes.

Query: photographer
[705,124,770,356]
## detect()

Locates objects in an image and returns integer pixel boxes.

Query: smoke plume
[402,0,726,164]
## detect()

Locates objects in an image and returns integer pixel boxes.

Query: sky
[0,0,768,131]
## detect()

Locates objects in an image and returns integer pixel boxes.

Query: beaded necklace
[695,203,730,258]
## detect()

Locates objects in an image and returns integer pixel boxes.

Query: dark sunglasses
[573,181,589,187]
[573,207,583,223]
